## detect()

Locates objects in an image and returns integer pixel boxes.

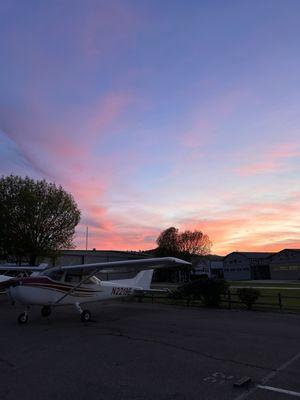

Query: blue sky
[1,0,300,253]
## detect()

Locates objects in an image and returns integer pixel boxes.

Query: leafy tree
[0,175,81,265]
[156,227,180,256]
[156,226,212,257]
[237,288,260,310]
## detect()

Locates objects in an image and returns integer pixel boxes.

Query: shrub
[169,278,228,307]
[237,288,260,310]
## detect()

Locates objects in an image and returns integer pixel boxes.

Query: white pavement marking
[234,352,300,400]
[257,385,300,397]
[232,286,300,290]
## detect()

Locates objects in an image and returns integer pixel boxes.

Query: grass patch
[139,284,300,312]
[228,281,300,289]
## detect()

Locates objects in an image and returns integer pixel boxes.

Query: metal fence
[135,290,300,313]
[224,290,300,312]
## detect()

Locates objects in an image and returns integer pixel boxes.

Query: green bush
[237,288,260,310]
[169,278,228,307]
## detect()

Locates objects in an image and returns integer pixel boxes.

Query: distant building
[223,252,274,280]
[53,250,190,283]
[52,250,152,280]
[193,255,224,278]
[269,249,300,280]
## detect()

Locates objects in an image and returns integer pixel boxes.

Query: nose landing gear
[81,309,92,322]
[18,311,28,324]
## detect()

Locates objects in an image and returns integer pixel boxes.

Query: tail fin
[132,269,154,290]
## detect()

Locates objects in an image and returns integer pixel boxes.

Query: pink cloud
[178,195,300,255]
[181,89,244,148]
[86,92,134,137]
[235,142,300,176]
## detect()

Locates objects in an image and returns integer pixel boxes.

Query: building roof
[281,248,300,252]
[224,251,275,260]
[62,249,152,257]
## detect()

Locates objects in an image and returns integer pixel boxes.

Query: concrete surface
[0,297,299,400]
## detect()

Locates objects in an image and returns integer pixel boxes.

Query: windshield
[43,268,100,284]
[44,269,64,282]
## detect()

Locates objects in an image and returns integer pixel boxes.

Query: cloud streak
[1,1,300,254]
[235,142,300,176]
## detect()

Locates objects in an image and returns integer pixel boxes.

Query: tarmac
[0,296,299,400]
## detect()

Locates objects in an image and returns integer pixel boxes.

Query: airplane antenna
[85,226,89,251]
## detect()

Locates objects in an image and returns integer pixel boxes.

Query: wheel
[18,312,28,324]
[81,310,91,322]
[41,306,51,317]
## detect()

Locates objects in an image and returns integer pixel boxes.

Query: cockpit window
[47,270,64,281]
[65,272,82,283]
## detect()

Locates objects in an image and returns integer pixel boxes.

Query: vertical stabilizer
[133,269,154,290]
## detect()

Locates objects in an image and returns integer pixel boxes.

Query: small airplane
[0,257,190,324]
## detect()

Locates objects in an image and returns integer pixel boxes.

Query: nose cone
[0,275,12,283]
[0,276,19,289]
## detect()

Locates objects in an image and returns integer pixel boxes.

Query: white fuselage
[8,276,141,306]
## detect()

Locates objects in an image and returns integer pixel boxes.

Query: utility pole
[85,226,89,251]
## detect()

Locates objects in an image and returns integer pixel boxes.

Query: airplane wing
[54,257,189,305]
[60,257,191,273]
[0,264,49,272]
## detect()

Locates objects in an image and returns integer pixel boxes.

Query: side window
[48,270,64,281]
[65,272,82,283]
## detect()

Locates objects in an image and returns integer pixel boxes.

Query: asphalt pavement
[0,297,299,400]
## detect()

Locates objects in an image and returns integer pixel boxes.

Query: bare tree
[178,230,211,255]
[156,226,212,257]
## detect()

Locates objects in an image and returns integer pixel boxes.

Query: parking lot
[0,297,299,400]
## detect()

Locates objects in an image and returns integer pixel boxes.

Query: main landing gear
[41,306,51,317]
[18,311,28,324]
[17,306,51,324]
[17,304,92,324]
[75,302,92,323]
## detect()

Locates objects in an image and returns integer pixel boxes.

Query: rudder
[133,269,154,290]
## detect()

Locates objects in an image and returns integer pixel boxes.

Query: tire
[18,312,28,324]
[41,306,51,317]
[81,310,91,322]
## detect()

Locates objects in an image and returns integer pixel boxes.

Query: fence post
[186,296,190,306]
[278,292,282,310]
[228,290,231,309]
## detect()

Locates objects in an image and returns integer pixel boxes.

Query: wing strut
[54,269,98,305]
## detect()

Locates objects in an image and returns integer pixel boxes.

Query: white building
[193,255,224,278]
[223,252,274,280]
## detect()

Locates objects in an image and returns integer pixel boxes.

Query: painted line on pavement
[234,352,300,400]
[257,385,300,397]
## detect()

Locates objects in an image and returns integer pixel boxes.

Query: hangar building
[53,250,151,280]
[54,250,190,282]
[269,249,300,280]
[223,252,274,280]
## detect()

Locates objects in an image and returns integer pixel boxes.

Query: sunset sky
[1,1,300,254]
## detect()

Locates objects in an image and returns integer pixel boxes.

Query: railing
[224,290,300,312]
[134,290,300,312]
